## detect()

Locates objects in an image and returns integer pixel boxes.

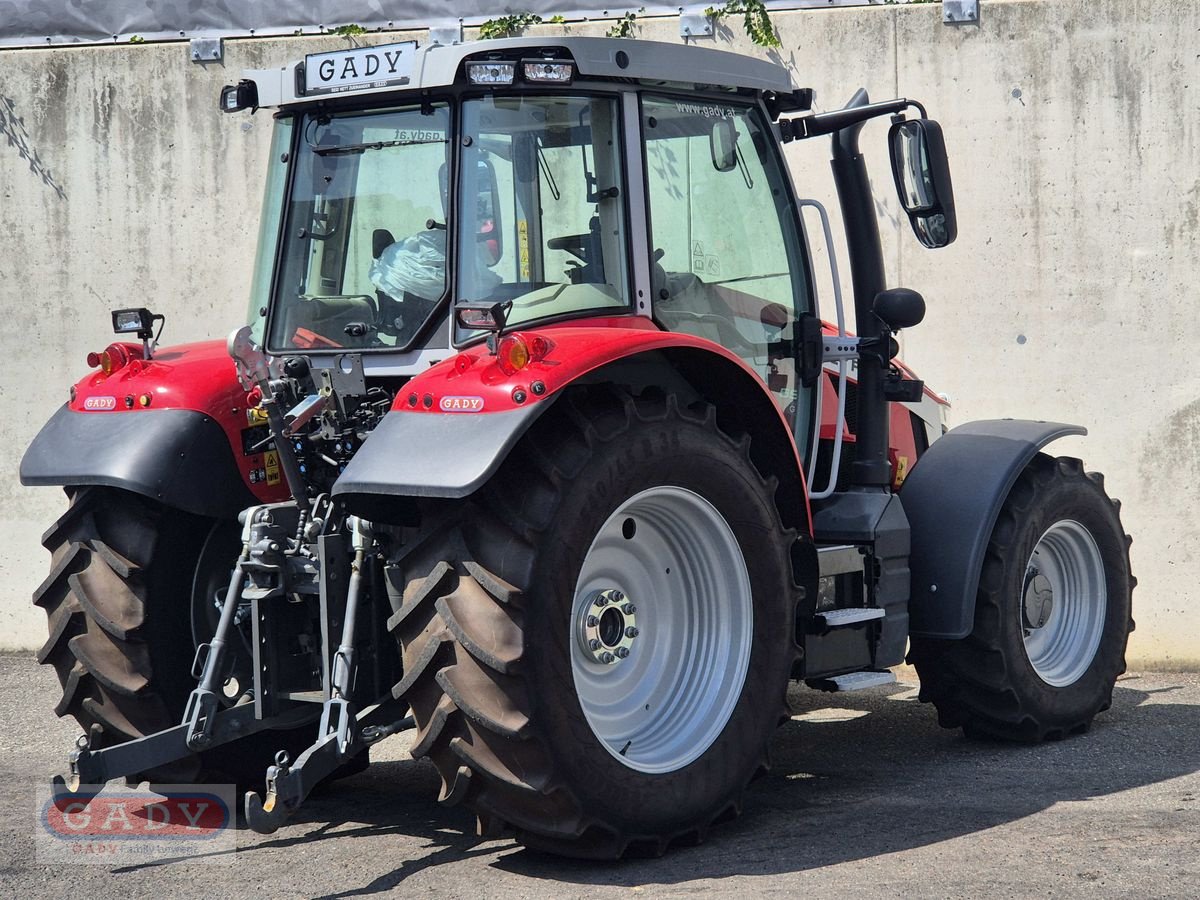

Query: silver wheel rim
[1021,519,1107,687]
[571,486,753,774]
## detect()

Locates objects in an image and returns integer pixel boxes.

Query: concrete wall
[1,0,1196,667]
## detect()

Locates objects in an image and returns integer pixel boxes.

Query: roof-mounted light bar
[465,54,576,88]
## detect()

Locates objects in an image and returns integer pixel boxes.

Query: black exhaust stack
[830,88,891,489]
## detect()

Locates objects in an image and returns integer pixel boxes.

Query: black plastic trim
[899,418,1087,640]
[21,406,256,519]
[331,402,553,500]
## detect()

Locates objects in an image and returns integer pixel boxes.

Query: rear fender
[21,340,283,517]
[899,419,1086,639]
[334,323,812,533]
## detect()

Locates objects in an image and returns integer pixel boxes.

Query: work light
[522,60,574,84]
[466,61,516,86]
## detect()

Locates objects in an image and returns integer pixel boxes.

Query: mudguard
[900,418,1086,640]
[21,405,258,519]
[332,322,811,531]
[332,403,549,500]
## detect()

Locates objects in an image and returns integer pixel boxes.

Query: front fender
[899,419,1086,639]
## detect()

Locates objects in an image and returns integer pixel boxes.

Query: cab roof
[246,35,797,109]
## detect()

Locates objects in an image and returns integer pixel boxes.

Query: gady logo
[440,396,485,413]
[42,792,230,840]
[83,396,116,411]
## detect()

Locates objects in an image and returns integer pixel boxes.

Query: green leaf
[478,13,543,39]
[606,7,645,39]
[710,0,781,49]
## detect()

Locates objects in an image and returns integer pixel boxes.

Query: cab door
[640,95,816,449]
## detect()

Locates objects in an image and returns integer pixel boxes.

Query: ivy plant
[607,8,645,39]
[478,13,544,38]
[706,0,782,49]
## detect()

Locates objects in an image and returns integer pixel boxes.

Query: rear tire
[386,389,800,857]
[909,454,1135,741]
[34,486,320,787]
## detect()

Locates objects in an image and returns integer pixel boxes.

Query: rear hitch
[50,703,319,807]
[244,517,412,835]
[243,701,411,834]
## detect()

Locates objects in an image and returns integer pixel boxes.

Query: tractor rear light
[466,60,516,86]
[497,333,555,376]
[220,79,259,114]
[456,300,513,333]
[527,334,555,361]
[95,344,131,376]
[497,335,530,375]
[523,60,574,84]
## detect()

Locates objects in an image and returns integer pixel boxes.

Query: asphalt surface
[1,652,1197,898]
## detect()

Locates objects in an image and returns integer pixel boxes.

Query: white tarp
[0,1,859,49]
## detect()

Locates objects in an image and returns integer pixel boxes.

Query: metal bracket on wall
[679,8,714,40]
[428,22,463,46]
[943,0,980,25]
[189,37,222,61]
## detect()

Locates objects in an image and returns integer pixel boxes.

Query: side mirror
[709,118,738,173]
[888,118,957,249]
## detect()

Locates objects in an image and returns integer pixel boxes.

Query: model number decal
[83,396,116,411]
[439,396,485,413]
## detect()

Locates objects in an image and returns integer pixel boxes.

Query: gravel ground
[1,652,1197,898]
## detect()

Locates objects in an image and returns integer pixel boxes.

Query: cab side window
[643,96,811,427]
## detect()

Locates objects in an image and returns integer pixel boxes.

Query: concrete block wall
[0,0,1195,667]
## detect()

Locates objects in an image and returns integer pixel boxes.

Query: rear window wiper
[312,137,447,157]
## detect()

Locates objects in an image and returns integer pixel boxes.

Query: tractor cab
[230,36,952,499]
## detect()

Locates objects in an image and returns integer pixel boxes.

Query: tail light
[86,343,136,377]
[496,333,555,376]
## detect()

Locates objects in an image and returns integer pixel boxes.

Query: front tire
[387,389,800,857]
[909,454,1134,741]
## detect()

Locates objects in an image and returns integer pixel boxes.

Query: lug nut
[612,590,625,601]
[586,615,598,627]
[589,639,602,651]
[594,595,608,608]
[622,603,636,614]
[615,647,630,659]
[625,626,639,638]
[600,651,615,664]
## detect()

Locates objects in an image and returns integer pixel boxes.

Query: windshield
[457,95,630,336]
[267,104,451,352]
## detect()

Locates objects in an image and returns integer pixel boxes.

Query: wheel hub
[570,485,753,774]
[1021,519,1107,687]
[578,588,639,665]
[1022,568,1054,630]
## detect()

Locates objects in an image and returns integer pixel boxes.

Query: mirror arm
[780,98,926,143]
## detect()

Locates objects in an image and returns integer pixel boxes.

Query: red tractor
[22,36,1134,857]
